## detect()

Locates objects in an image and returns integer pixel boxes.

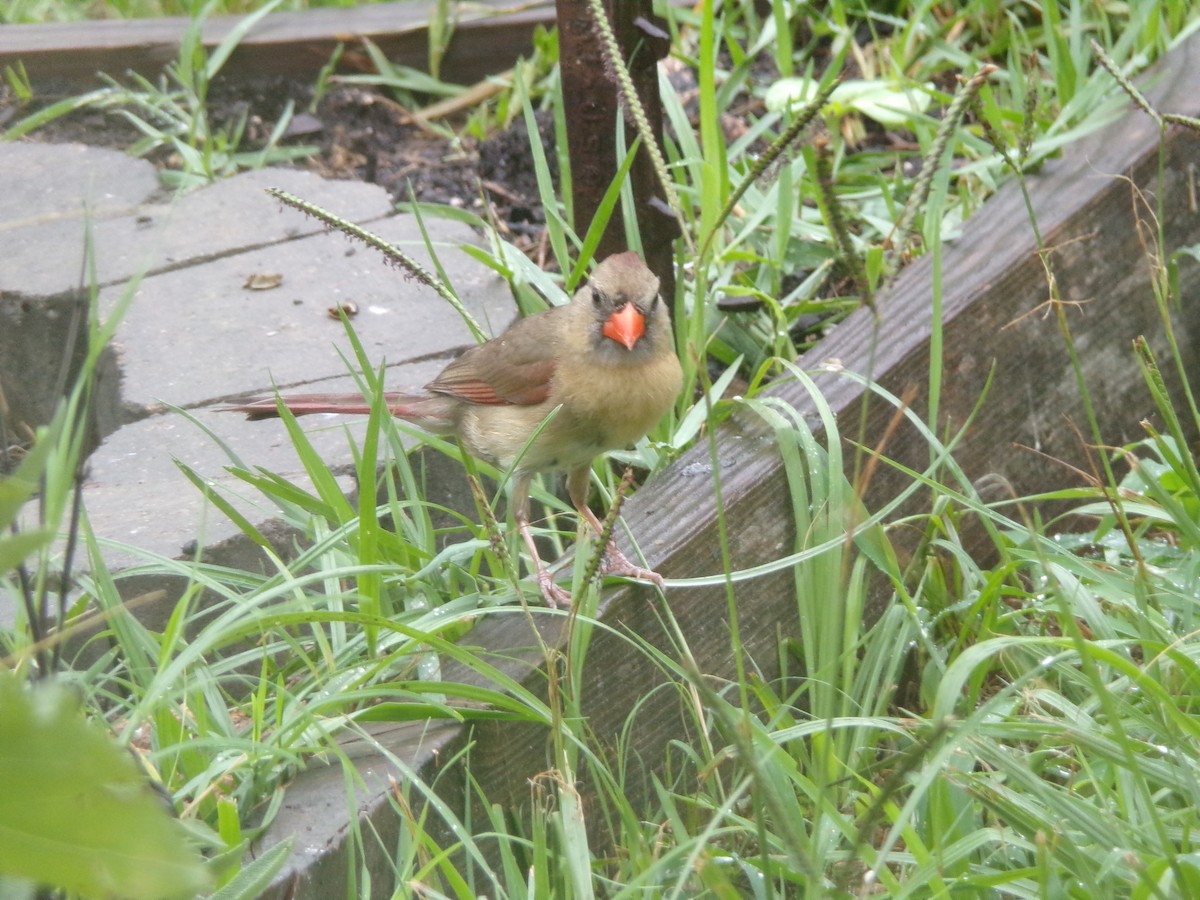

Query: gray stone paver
[2,164,394,296]
[0,142,160,226]
[79,365,445,573]
[110,212,510,410]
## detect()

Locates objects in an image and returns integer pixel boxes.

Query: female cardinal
[233,251,683,607]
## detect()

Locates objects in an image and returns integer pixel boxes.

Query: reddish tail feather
[228,392,455,430]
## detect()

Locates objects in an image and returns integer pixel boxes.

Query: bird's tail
[227,392,458,433]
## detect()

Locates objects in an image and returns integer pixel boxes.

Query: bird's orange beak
[602,303,646,350]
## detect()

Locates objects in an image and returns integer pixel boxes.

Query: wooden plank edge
[255,33,1200,898]
[0,0,555,86]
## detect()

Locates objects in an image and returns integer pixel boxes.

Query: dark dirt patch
[1,73,557,256]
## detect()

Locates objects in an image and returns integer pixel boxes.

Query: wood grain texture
[252,36,1200,898]
[0,1,553,85]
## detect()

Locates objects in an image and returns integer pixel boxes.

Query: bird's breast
[553,350,682,450]
[457,347,682,475]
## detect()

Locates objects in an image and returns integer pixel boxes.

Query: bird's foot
[527,545,663,606]
[598,542,665,590]
[535,568,575,609]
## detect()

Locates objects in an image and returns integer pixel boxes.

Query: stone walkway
[0,141,513,625]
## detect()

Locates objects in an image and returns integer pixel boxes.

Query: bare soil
[1,73,556,255]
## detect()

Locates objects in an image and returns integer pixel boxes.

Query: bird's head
[581,252,667,356]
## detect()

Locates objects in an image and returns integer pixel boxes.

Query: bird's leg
[512,473,573,608]
[517,517,574,608]
[567,467,665,590]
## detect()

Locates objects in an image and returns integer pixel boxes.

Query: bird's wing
[427,307,565,407]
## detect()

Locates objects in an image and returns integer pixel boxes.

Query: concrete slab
[80,369,441,574]
[0,141,160,226]
[109,212,512,411]
[0,152,404,443]
[1,161,394,297]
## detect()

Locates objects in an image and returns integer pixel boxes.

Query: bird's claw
[535,570,575,608]
[599,542,665,589]
[529,545,664,608]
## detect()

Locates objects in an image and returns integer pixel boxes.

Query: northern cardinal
[232,251,683,607]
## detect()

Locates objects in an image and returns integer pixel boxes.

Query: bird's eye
[591,288,603,307]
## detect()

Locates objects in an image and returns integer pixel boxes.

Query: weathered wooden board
[0,1,553,86]
[255,34,1200,898]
